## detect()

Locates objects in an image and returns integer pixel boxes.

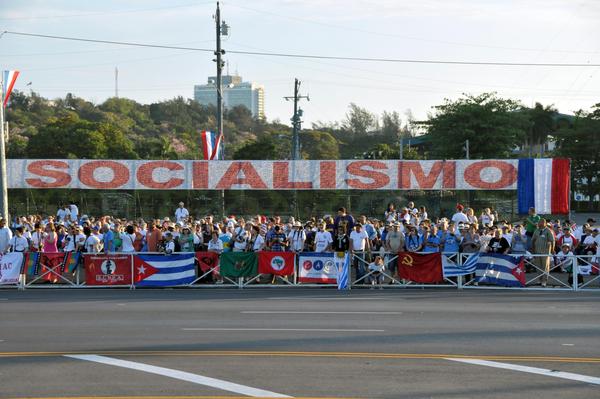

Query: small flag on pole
[3,70,20,107]
[200,130,222,160]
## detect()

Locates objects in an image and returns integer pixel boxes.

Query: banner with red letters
[84,254,132,285]
[7,159,524,190]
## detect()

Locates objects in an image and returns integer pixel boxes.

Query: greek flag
[336,252,350,290]
[442,253,478,277]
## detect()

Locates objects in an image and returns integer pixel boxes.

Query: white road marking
[182,328,385,332]
[267,296,387,301]
[561,343,575,346]
[0,298,8,301]
[64,354,292,398]
[241,311,402,315]
[446,357,600,385]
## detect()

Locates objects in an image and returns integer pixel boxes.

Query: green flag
[220,252,258,278]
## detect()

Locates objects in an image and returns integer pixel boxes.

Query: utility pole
[214,2,228,218]
[284,78,309,160]
[284,79,309,218]
[0,80,8,220]
[115,67,119,98]
[465,139,470,159]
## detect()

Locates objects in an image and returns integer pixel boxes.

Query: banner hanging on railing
[0,252,24,285]
[5,159,569,197]
[298,252,345,284]
[85,254,132,286]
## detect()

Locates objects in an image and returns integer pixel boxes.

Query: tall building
[194,74,265,119]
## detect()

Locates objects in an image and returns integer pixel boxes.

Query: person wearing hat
[177,226,195,252]
[163,232,175,254]
[288,221,306,253]
[557,226,578,252]
[451,204,469,224]
[174,202,189,223]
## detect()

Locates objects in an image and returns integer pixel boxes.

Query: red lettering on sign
[216,162,268,189]
[399,161,455,189]
[273,162,312,189]
[25,160,71,188]
[192,161,208,189]
[319,161,336,189]
[78,161,129,189]
[345,161,390,189]
[136,161,184,189]
[463,161,516,189]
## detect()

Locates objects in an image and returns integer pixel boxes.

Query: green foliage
[342,103,378,135]
[361,143,422,160]
[423,93,529,159]
[300,130,340,159]
[554,104,600,209]
[233,132,291,160]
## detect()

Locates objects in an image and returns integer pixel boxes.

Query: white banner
[0,252,24,285]
[298,252,347,284]
[6,159,521,190]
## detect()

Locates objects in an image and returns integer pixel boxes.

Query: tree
[554,104,600,210]
[342,103,377,135]
[381,111,401,138]
[300,130,340,159]
[233,133,291,160]
[423,93,528,159]
[226,105,255,132]
[360,143,421,160]
[526,102,557,158]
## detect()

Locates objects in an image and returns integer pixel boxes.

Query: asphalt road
[1,288,599,399]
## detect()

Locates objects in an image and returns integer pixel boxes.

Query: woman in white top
[120,225,137,252]
[207,231,224,253]
[82,226,101,253]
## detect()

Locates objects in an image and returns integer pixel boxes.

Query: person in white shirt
[163,233,176,254]
[288,222,306,252]
[314,223,333,252]
[30,223,46,252]
[350,223,371,283]
[367,255,386,288]
[0,218,13,254]
[63,226,86,252]
[82,227,101,253]
[207,231,224,253]
[480,208,495,227]
[251,226,266,251]
[8,227,29,252]
[175,202,189,223]
[232,221,248,252]
[69,202,79,223]
[451,204,469,224]
[120,225,136,252]
[56,204,68,223]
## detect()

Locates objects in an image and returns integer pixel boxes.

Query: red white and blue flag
[200,130,222,160]
[517,158,570,215]
[3,70,20,107]
[474,253,526,287]
[134,254,196,287]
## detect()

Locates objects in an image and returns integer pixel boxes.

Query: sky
[1,0,599,127]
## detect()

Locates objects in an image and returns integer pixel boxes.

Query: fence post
[457,253,463,290]
[130,254,135,290]
[573,255,579,292]
[347,251,352,291]
[238,277,243,289]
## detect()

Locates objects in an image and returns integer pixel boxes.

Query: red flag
[39,253,67,283]
[195,251,220,277]
[258,251,295,276]
[398,252,443,283]
[85,254,132,286]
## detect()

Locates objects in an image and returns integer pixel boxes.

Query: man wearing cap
[175,202,189,223]
[532,219,556,287]
[0,218,13,254]
[288,222,306,253]
[451,204,469,224]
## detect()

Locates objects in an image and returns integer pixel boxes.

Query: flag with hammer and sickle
[398,252,444,283]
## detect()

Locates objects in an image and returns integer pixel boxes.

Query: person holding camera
[269,225,288,252]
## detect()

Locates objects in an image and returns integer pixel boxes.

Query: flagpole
[0,79,9,220]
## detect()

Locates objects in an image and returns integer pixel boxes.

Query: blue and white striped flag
[442,253,478,277]
[335,252,350,290]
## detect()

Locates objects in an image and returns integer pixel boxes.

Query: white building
[194,74,265,119]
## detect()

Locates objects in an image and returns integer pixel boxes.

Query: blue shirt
[423,234,441,253]
[103,230,114,252]
[406,234,422,252]
[442,232,460,253]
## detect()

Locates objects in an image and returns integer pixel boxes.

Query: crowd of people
[0,200,598,286]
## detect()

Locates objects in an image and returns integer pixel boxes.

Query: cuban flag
[474,253,526,287]
[3,70,20,107]
[200,130,222,160]
[517,158,570,215]
[134,254,196,287]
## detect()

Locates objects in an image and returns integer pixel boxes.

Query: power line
[3,30,600,67]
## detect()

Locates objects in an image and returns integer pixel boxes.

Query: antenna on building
[115,67,119,98]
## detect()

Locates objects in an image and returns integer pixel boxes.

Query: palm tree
[527,103,557,158]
